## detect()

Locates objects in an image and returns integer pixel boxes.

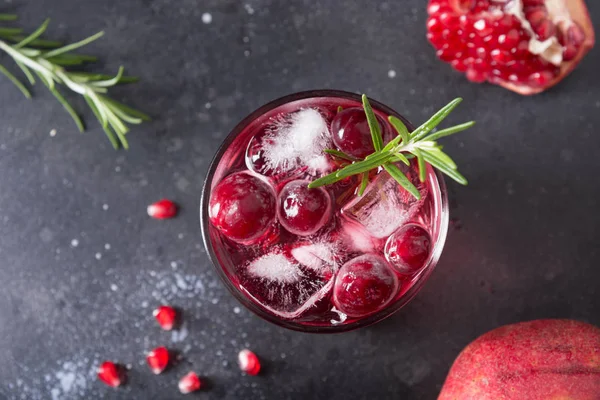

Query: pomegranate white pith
[427,0,595,94]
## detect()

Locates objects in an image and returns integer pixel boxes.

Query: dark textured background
[0,0,599,399]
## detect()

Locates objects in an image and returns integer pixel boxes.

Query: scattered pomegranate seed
[147,199,178,219]
[153,305,177,330]
[178,371,202,394]
[146,346,170,374]
[97,361,122,388]
[238,349,261,376]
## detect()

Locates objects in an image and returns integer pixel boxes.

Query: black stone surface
[0,0,599,399]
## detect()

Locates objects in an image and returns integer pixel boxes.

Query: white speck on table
[70,239,79,247]
[388,69,396,78]
[102,204,109,210]
[104,243,111,250]
[202,12,212,24]
[110,284,118,291]
[49,129,57,137]
[95,253,102,260]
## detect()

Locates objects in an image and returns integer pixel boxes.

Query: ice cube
[341,170,426,239]
[291,242,338,276]
[240,250,334,319]
[259,108,332,175]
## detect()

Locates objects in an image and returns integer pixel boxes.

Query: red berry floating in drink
[209,171,277,244]
[426,0,595,94]
[385,224,432,274]
[203,92,474,330]
[97,361,123,388]
[277,180,332,236]
[147,199,178,219]
[153,305,177,331]
[332,254,399,318]
[178,371,202,394]
[146,346,170,375]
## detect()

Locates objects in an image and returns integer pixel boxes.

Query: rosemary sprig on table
[0,15,148,149]
[309,95,475,199]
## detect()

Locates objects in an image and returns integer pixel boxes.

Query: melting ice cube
[240,250,334,319]
[259,108,332,175]
[341,171,426,239]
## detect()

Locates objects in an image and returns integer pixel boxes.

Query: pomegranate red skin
[439,319,600,400]
[209,172,276,243]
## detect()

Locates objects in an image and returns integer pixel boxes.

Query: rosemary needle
[0,15,148,149]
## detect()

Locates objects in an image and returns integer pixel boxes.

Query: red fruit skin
[146,347,170,374]
[438,319,600,400]
[147,199,178,219]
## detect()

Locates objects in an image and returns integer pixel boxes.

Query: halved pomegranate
[427,0,595,95]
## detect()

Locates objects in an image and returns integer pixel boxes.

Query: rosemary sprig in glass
[309,95,475,200]
[0,15,148,149]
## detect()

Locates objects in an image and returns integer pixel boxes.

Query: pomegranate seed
[473,19,493,37]
[178,371,202,394]
[427,17,444,33]
[451,59,468,72]
[529,70,555,87]
[466,68,487,83]
[97,361,122,388]
[490,49,511,64]
[238,349,261,376]
[153,305,177,330]
[497,29,520,50]
[146,347,170,374]
[147,199,178,219]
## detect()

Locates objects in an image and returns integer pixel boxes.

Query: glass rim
[200,89,449,333]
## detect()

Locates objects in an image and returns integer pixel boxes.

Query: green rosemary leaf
[0,63,31,98]
[46,53,97,66]
[392,152,410,166]
[104,99,143,124]
[323,148,359,162]
[388,115,409,144]
[419,146,457,170]
[84,95,119,149]
[90,66,124,87]
[362,94,383,152]
[308,171,345,188]
[101,96,150,121]
[424,121,475,142]
[43,31,104,58]
[413,148,426,183]
[421,151,467,185]
[358,173,369,196]
[0,27,22,36]
[0,14,18,21]
[383,163,421,200]
[14,19,49,49]
[105,110,129,149]
[15,60,35,84]
[48,87,84,132]
[336,151,394,179]
[69,72,138,84]
[410,98,463,142]
[18,37,61,48]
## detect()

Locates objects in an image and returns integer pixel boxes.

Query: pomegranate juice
[201,91,448,332]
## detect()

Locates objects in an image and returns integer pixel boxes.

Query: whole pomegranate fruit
[427,0,595,94]
[439,319,600,400]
